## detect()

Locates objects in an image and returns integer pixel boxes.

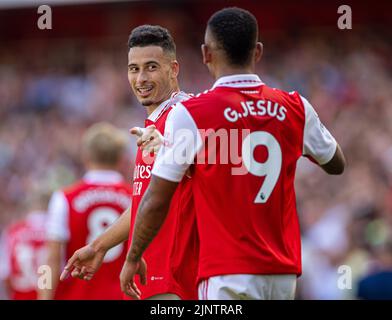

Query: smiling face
[128,45,179,110]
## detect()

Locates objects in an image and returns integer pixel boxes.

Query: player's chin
[140,98,155,106]
[135,90,154,105]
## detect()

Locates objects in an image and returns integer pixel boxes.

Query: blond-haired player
[39,122,132,300]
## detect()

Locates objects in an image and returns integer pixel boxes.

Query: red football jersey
[152,74,337,282]
[0,212,47,300]
[127,92,199,300]
[48,171,132,300]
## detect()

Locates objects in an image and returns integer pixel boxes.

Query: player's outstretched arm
[60,207,131,281]
[321,143,346,175]
[120,176,178,299]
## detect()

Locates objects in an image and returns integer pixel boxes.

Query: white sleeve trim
[152,102,203,182]
[301,96,337,165]
[46,191,70,242]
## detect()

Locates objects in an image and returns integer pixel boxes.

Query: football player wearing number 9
[122,7,346,300]
[38,123,132,299]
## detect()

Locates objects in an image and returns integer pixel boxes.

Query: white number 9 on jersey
[87,208,123,263]
[242,131,282,203]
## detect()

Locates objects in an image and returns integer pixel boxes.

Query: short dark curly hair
[207,7,258,66]
[128,25,176,56]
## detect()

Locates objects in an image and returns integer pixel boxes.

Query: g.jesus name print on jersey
[224,99,287,123]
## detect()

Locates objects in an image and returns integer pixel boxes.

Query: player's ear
[254,42,263,63]
[201,44,211,65]
[170,60,179,79]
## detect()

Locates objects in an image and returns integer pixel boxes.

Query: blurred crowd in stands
[0,20,391,299]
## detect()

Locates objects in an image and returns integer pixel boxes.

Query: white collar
[212,74,263,89]
[147,91,190,122]
[83,170,123,184]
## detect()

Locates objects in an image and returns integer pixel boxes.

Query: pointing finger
[60,254,79,281]
[130,127,146,137]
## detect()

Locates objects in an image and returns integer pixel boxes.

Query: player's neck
[145,85,180,116]
[214,65,255,80]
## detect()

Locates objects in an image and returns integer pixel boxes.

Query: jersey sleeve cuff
[317,139,337,165]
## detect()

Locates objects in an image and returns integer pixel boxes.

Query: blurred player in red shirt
[0,189,49,300]
[38,122,132,300]
[121,8,346,300]
[60,26,198,300]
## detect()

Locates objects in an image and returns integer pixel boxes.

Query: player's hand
[119,257,147,299]
[60,245,106,281]
[130,125,164,155]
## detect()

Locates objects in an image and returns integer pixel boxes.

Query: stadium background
[0,0,391,299]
